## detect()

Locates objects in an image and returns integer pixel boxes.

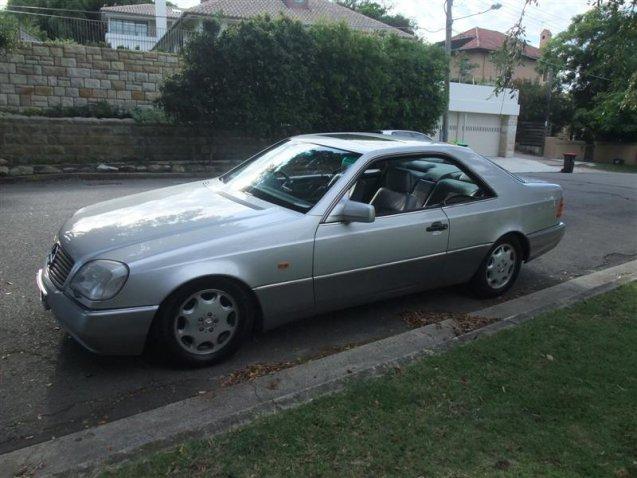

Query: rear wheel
[154,278,255,367]
[471,237,522,298]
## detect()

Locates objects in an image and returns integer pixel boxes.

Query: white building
[101,2,182,51]
[439,82,520,157]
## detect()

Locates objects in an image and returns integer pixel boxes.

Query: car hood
[59,180,293,261]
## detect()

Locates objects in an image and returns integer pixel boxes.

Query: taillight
[556,197,564,218]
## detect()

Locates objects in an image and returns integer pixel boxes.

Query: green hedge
[159,17,447,136]
[0,12,19,52]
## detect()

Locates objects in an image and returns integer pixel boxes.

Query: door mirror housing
[328,199,375,223]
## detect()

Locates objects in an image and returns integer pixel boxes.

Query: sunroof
[320,133,395,142]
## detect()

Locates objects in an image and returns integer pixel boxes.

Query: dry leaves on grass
[401,309,496,334]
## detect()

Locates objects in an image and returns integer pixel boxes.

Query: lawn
[106,283,637,477]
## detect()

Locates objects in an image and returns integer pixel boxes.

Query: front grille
[47,243,75,289]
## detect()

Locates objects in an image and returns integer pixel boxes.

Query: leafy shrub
[131,107,172,124]
[158,17,446,135]
[0,12,19,52]
[20,101,130,119]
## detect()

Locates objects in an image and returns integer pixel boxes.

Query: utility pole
[442,0,453,143]
[544,68,553,137]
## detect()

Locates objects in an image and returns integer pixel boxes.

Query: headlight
[70,260,129,301]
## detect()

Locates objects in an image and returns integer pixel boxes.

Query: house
[102,0,411,52]
[101,2,183,51]
[447,27,551,84]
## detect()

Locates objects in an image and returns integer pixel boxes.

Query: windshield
[221,141,361,213]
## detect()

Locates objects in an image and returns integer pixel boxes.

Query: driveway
[1,171,635,454]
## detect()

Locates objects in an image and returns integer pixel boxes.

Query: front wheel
[153,278,255,367]
[470,237,522,298]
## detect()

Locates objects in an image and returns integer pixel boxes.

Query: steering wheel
[273,169,293,192]
[326,167,344,189]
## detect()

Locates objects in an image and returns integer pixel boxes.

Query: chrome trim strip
[253,276,313,291]
[448,243,492,254]
[36,269,47,296]
[314,251,447,280]
[254,243,492,290]
[87,305,159,317]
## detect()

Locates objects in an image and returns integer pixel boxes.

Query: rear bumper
[37,268,157,355]
[527,221,566,261]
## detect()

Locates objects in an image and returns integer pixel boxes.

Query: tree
[541,2,637,142]
[337,0,416,35]
[454,53,478,83]
[158,17,446,135]
[513,80,573,135]
[0,12,19,52]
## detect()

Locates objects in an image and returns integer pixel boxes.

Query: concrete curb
[1,259,635,477]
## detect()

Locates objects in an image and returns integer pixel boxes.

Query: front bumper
[37,268,158,355]
[527,221,566,261]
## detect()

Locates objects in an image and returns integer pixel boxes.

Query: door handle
[426,221,448,232]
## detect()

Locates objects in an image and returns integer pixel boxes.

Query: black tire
[470,236,523,298]
[152,278,255,367]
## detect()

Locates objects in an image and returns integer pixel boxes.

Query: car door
[313,204,450,311]
[422,157,500,284]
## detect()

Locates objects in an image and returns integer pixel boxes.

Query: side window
[349,155,490,217]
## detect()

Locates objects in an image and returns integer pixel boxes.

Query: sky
[166,0,593,45]
[0,0,593,46]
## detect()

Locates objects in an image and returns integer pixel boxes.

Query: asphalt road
[1,171,635,454]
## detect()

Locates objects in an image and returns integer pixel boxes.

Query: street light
[454,3,502,21]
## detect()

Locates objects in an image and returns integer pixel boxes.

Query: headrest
[385,168,413,193]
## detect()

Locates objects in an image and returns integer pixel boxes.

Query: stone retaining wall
[0,115,275,166]
[0,42,180,112]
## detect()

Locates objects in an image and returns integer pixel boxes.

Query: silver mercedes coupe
[37,133,565,366]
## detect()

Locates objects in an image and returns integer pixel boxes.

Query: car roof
[292,132,451,154]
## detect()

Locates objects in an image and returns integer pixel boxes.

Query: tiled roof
[451,27,541,59]
[100,3,183,19]
[187,0,412,37]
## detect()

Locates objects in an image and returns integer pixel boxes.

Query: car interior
[347,157,490,216]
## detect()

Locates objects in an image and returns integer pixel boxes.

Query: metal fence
[3,8,196,52]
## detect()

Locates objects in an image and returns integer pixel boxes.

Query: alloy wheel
[486,243,517,289]
[173,289,239,355]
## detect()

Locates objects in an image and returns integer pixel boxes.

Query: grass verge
[106,283,637,477]
[587,162,637,174]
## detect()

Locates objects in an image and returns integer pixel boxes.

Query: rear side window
[477,154,526,183]
[349,155,493,216]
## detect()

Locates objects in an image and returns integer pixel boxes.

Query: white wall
[436,82,520,157]
[449,82,520,116]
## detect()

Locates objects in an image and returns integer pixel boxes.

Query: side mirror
[328,199,375,223]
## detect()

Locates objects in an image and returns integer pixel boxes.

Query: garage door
[449,112,501,157]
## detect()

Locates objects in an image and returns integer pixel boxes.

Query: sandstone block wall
[0,43,180,112]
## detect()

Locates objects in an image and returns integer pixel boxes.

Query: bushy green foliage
[131,107,172,124]
[158,17,446,136]
[0,12,19,52]
[513,80,573,135]
[541,2,637,142]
